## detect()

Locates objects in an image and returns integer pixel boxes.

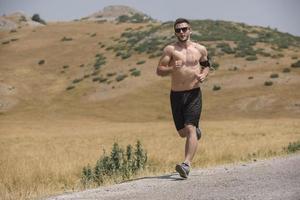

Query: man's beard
[177,35,189,42]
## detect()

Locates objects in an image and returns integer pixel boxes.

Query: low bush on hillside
[72,78,83,84]
[291,60,300,68]
[62,65,69,69]
[213,84,221,91]
[92,77,102,82]
[121,52,131,60]
[130,69,141,77]
[270,73,279,78]
[38,60,45,65]
[291,56,298,60]
[91,71,100,76]
[81,141,147,187]
[2,40,10,45]
[282,68,291,73]
[246,56,257,61]
[117,13,152,23]
[61,37,73,42]
[94,54,106,70]
[116,74,128,82]
[66,86,75,90]
[264,81,273,86]
[136,60,146,65]
[216,43,235,54]
[271,54,284,59]
[32,14,46,25]
[211,62,220,70]
[107,72,117,77]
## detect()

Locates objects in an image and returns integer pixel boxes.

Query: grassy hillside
[1,19,300,120]
[0,18,300,199]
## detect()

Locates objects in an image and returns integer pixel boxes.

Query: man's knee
[178,125,196,137]
[184,124,196,136]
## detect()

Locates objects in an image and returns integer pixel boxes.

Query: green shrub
[291,56,298,60]
[136,60,146,65]
[72,78,83,84]
[91,71,100,76]
[31,14,46,25]
[264,81,273,86]
[121,53,131,60]
[92,77,102,82]
[61,37,73,41]
[116,74,128,82]
[66,86,75,90]
[270,73,279,78]
[94,54,106,70]
[284,140,300,153]
[282,68,290,73]
[107,72,117,77]
[248,76,254,79]
[213,85,221,91]
[99,77,108,83]
[211,62,220,70]
[291,60,300,68]
[129,68,136,72]
[246,56,257,61]
[63,65,69,69]
[81,141,147,186]
[130,69,141,77]
[216,43,235,54]
[38,60,45,65]
[271,54,284,58]
[2,41,10,45]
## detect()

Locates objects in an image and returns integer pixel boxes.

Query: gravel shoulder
[45,154,300,200]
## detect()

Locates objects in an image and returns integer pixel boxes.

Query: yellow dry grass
[0,116,299,200]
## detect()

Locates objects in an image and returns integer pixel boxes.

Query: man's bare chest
[172,47,201,65]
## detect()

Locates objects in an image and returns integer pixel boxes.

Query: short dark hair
[174,18,190,29]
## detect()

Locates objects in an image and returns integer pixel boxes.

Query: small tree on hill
[32,14,47,25]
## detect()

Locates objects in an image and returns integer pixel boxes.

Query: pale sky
[1,0,300,36]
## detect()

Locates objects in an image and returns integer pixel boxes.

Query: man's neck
[177,40,191,48]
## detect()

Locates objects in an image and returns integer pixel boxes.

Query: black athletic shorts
[170,87,202,131]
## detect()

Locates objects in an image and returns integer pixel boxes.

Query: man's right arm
[156,45,173,77]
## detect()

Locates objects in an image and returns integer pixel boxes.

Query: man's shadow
[121,172,186,184]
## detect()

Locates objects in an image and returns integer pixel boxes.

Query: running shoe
[175,163,190,178]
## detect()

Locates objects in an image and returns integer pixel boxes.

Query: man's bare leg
[178,125,198,166]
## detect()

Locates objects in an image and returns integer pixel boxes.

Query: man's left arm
[197,45,210,82]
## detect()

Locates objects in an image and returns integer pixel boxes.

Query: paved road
[46,154,300,200]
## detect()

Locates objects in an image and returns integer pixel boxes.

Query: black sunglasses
[175,27,189,33]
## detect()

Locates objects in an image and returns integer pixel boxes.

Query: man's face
[174,22,191,42]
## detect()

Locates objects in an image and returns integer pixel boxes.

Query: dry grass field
[1,17,300,200]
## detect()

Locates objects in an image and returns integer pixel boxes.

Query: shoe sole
[175,164,188,178]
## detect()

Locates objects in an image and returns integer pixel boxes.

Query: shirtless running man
[156,18,210,178]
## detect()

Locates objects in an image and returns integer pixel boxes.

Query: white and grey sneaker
[175,163,190,178]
